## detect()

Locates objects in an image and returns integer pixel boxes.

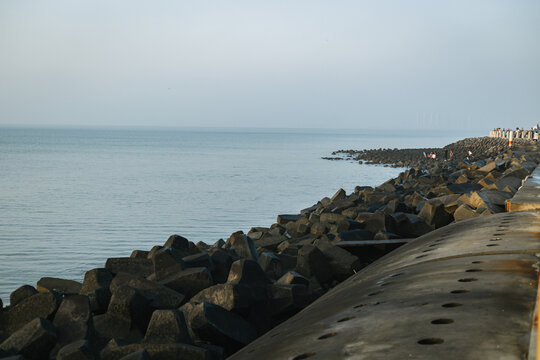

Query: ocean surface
[0,127,481,303]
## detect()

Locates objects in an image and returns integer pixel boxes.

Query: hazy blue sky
[1,1,539,130]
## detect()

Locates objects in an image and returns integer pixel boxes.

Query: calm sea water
[0,127,480,303]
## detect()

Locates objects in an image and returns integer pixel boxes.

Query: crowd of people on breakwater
[490,125,539,141]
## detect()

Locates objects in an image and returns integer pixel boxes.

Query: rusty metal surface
[507,166,540,212]
[230,212,540,360]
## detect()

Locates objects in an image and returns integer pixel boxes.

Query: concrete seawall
[230,171,540,359]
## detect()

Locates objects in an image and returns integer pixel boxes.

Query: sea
[0,126,482,303]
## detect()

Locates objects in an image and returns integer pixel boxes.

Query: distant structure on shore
[489,126,539,141]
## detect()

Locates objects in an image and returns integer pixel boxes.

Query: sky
[1,1,539,130]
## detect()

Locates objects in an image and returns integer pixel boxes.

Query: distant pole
[509,130,513,147]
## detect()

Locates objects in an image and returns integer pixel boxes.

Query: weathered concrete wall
[230,212,540,360]
[507,166,540,212]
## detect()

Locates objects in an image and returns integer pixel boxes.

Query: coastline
[0,135,538,359]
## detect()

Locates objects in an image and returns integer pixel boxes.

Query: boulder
[357,211,386,233]
[227,259,272,286]
[79,268,113,314]
[276,215,302,225]
[285,220,310,238]
[224,231,258,260]
[0,317,57,360]
[182,252,213,270]
[110,272,185,310]
[143,309,192,344]
[454,204,481,222]
[36,278,82,296]
[151,247,187,281]
[105,258,154,278]
[447,183,482,194]
[158,267,213,299]
[209,249,234,284]
[105,285,151,338]
[52,295,92,346]
[494,176,522,192]
[191,284,264,312]
[276,271,309,286]
[252,234,284,252]
[313,240,361,281]
[258,252,283,280]
[330,188,346,203]
[130,250,149,259]
[418,200,453,229]
[265,284,310,318]
[163,234,190,254]
[478,161,496,173]
[296,245,332,285]
[56,340,94,360]
[187,302,257,356]
[10,286,38,308]
[0,291,58,335]
[338,229,374,241]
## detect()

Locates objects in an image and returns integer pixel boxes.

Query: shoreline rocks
[0,137,538,359]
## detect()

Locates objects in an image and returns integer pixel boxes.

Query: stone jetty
[0,137,538,359]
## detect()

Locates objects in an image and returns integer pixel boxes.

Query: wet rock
[36,278,82,296]
[188,302,257,356]
[56,340,94,360]
[10,286,38,308]
[110,272,185,310]
[158,267,213,299]
[0,317,57,360]
[151,247,187,281]
[296,245,332,285]
[143,309,192,344]
[105,258,154,278]
[0,291,58,335]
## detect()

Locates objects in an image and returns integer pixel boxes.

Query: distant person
[444,149,448,160]
[449,150,454,159]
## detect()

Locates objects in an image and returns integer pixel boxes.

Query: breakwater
[0,137,538,360]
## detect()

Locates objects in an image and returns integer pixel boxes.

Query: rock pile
[0,138,537,360]
[330,137,533,168]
